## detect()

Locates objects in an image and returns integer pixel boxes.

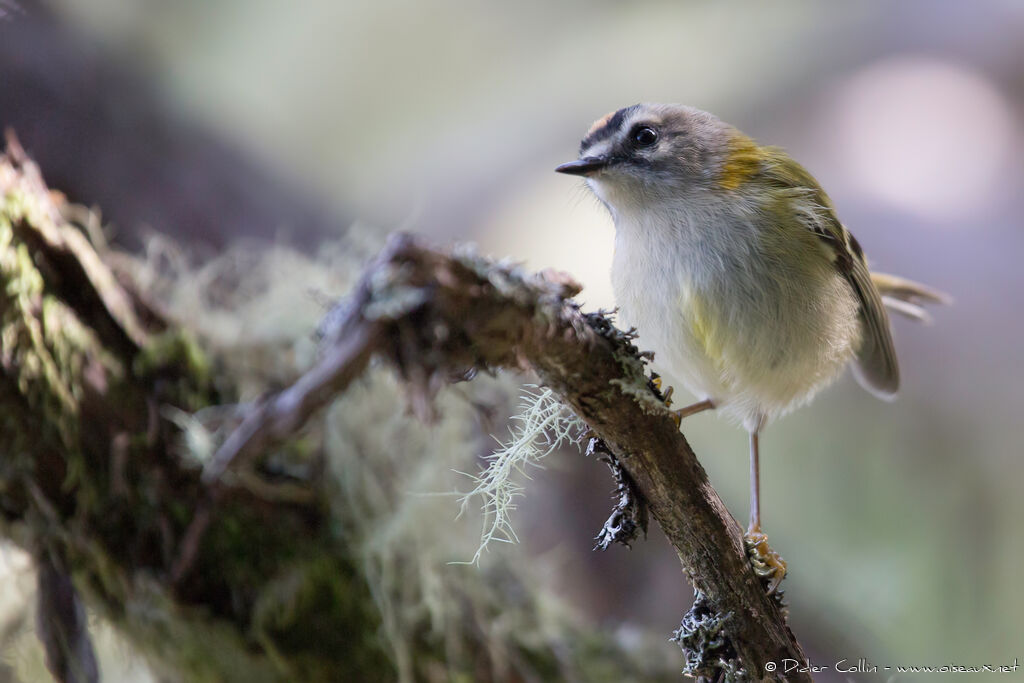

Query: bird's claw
[744,527,787,595]
[671,406,683,430]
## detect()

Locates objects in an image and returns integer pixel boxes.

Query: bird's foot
[744,525,787,595]
[650,375,715,428]
[651,375,673,406]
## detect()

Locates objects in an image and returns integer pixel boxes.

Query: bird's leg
[651,375,715,426]
[670,399,715,429]
[748,427,761,533]
[743,422,788,594]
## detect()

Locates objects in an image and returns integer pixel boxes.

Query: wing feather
[759,150,900,399]
[846,254,900,399]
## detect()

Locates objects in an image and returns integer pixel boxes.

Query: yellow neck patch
[718,133,762,191]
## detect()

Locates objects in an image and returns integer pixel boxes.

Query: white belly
[610,213,861,430]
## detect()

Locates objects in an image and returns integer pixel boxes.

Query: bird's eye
[631,126,658,147]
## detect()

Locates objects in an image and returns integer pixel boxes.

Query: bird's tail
[870,272,951,324]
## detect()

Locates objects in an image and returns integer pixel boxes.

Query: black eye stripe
[579,105,640,152]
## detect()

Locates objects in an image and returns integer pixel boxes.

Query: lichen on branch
[1,133,807,681]
[456,386,586,565]
[208,232,811,681]
[0,137,688,682]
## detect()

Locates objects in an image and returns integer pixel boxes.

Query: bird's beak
[555,156,609,177]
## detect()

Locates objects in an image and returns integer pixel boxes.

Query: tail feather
[871,272,951,324]
[881,295,934,324]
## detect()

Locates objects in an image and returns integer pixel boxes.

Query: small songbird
[556,104,946,566]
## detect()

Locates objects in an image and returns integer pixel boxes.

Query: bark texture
[1,137,807,681]
[0,137,389,681]
[212,234,811,681]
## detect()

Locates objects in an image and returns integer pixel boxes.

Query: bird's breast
[610,214,729,399]
[609,207,861,424]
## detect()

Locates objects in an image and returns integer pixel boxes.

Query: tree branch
[0,137,393,681]
[0,139,704,681]
[213,233,810,680]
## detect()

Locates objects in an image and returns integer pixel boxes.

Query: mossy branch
[0,135,391,681]
[211,233,811,680]
[0,136,691,682]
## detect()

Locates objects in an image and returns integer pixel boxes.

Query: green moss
[113,578,278,683]
[1,168,691,681]
[2,193,146,531]
[252,557,390,681]
[0,211,79,449]
[133,329,210,380]
[132,329,214,410]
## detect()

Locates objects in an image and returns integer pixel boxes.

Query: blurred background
[2,0,1022,680]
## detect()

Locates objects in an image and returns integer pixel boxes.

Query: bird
[555,103,947,582]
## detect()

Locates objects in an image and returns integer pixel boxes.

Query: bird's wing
[760,149,900,400]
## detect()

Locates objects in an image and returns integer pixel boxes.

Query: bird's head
[556,103,752,214]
